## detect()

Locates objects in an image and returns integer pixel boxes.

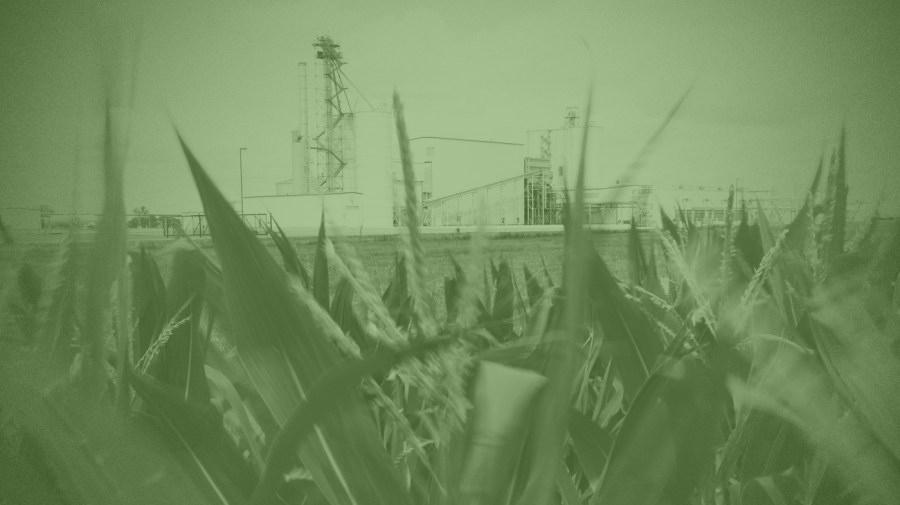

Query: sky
[1,0,899,216]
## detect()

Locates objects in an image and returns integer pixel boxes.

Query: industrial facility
[237,36,807,233]
[244,36,395,230]
[0,35,812,237]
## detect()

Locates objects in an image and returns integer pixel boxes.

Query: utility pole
[239,147,247,217]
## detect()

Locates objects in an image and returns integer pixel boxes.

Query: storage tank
[352,109,394,228]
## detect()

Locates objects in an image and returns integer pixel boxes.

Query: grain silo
[247,36,397,233]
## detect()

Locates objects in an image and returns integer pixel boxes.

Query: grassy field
[0,228,656,330]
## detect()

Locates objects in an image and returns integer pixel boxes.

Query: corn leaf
[660,208,682,247]
[507,92,593,505]
[0,215,12,245]
[457,360,548,505]
[269,217,310,287]
[383,254,412,327]
[556,466,583,505]
[394,91,436,338]
[487,259,515,341]
[567,409,612,491]
[330,276,368,352]
[523,265,545,312]
[129,245,167,360]
[204,364,266,471]
[81,104,128,401]
[156,248,210,403]
[807,270,900,463]
[0,361,218,505]
[313,213,330,309]
[820,129,849,270]
[731,342,900,504]
[37,231,79,368]
[587,249,664,401]
[592,356,724,505]
[250,336,453,505]
[627,220,664,298]
[178,133,414,505]
[129,370,257,504]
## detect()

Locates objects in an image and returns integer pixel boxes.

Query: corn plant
[1,86,899,505]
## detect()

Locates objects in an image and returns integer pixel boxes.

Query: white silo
[353,109,394,228]
[549,113,602,192]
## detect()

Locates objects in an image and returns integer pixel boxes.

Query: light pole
[239,147,247,217]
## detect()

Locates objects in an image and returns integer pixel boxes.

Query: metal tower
[563,107,579,128]
[539,130,551,160]
[630,185,654,227]
[311,36,353,192]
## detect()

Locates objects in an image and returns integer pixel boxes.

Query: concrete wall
[244,192,379,230]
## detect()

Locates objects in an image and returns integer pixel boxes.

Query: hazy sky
[1,0,899,216]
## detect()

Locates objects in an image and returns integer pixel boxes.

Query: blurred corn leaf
[394,92,436,339]
[0,360,218,505]
[81,104,128,401]
[864,219,900,330]
[506,93,593,505]
[587,248,664,402]
[457,360,547,505]
[249,336,452,505]
[487,259,515,341]
[37,230,80,368]
[178,133,414,505]
[444,257,491,332]
[556,466,583,505]
[737,411,806,482]
[819,129,849,272]
[627,221,664,298]
[660,208,682,248]
[754,199,788,317]
[129,369,257,504]
[732,340,900,504]
[383,254,412,327]
[592,356,724,505]
[314,213,330,310]
[155,247,210,403]
[807,269,900,463]
[567,408,612,492]
[7,262,43,343]
[0,215,12,245]
[522,265,546,313]
[129,244,167,362]
[330,276,368,353]
[204,364,266,470]
[269,217,310,287]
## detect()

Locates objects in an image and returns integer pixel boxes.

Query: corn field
[1,94,899,505]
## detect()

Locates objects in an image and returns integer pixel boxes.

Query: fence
[0,209,270,237]
[163,213,270,237]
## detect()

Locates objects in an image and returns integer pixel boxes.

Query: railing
[163,213,270,237]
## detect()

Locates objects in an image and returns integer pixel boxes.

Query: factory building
[247,107,397,231]
[242,36,802,235]
[407,137,524,226]
[246,35,534,232]
[244,37,397,232]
